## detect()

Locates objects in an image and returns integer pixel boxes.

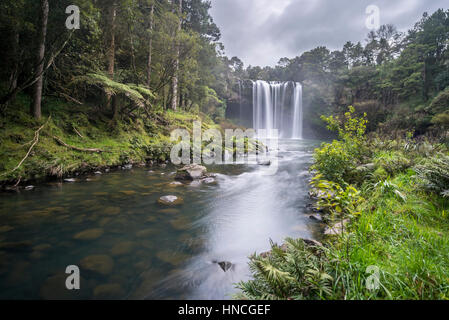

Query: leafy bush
[312,106,369,184]
[374,151,412,176]
[310,175,363,217]
[414,154,449,197]
[237,238,333,300]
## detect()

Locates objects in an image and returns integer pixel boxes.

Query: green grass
[239,136,449,300]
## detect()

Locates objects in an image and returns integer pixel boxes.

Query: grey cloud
[210,0,448,67]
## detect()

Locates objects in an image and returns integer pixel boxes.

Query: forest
[0,0,448,301]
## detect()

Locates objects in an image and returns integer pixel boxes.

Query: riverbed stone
[80,254,114,275]
[169,216,190,231]
[73,228,104,241]
[93,283,125,299]
[120,190,136,196]
[156,251,189,266]
[32,243,52,251]
[110,241,135,256]
[0,241,32,251]
[40,274,88,300]
[136,228,157,238]
[158,208,180,215]
[157,195,184,206]
[0,225,14,233]
[175,164,207,181]
[103,207,121,216]
[168,181,183,187]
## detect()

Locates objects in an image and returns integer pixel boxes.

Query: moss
[0,94,210,185]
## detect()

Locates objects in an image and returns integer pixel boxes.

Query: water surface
[0,139,320,299]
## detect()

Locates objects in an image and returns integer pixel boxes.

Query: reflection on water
[0,139,320,299]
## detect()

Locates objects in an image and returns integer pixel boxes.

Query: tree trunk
[107,2,117,118]
[147,3,154,88]
[31,0,49,120]
[171,0,182,111]
[9,30,20,96]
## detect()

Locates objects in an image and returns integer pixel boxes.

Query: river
[0,139,321,299]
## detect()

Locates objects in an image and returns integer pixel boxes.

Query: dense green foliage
[234,10,449,139]
[239,109,449,300]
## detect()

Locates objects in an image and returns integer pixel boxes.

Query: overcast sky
[209,0,447,67]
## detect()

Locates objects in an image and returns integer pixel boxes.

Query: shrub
[414,154,449,197]
[236,238,333,300]
[312,106,369,184]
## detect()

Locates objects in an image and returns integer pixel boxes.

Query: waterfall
[251,80,303,139]
[292,83,303,139]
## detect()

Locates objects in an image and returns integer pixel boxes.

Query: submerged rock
[168,181,183,188]
[110,241,135,256]
[93,283,125,300]
[157,195,184,206]
[40,274,88,300]
[24,185,35,191]
[0,225,14,234]
[175,164,207,181]
[73,228,104,241]
[80,254,114,275]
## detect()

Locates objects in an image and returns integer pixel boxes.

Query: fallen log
[53,136,105,153]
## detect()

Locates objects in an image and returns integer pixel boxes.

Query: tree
[171,0,183,110]
[31,0,49,119]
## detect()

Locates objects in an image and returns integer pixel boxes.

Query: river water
[0,139,321,299]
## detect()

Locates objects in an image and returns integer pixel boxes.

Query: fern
[414,154,449,196]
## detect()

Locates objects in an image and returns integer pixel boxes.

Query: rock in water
[64,178,76,183]
[202,177,216,185]
[257,159,271,166]
[217,261,233,272]
[309,214,323,222]
[157,195,184,206]
[175,164,207,181]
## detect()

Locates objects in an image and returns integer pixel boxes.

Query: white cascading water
[252,80,303,139]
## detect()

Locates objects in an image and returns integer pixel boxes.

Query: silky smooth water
[0,139,320,300]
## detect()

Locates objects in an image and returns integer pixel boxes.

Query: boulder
[175,164,207,181]
[157,195,184,206]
